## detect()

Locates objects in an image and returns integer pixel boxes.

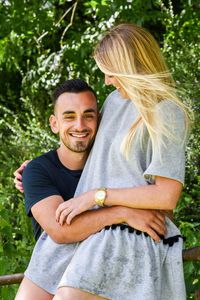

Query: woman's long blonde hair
[94,23,190,158]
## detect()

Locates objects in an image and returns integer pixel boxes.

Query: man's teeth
[71,133,87,137]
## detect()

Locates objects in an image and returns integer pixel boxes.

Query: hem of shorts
[24,273,56,295]
[58,282,110,299]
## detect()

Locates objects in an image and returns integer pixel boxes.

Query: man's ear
[49,115,59,134]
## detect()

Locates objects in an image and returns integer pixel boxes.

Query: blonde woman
[18,24,189,300]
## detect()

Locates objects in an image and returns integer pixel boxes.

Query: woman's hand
[13,160,31,193]
[56,190,96,225]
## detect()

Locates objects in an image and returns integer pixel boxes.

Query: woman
[17,23,189,300]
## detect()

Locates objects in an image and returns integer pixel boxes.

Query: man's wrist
[106,206,126,225]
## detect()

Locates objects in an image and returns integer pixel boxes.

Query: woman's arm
[56,176,182,225]
[105,176,182,210]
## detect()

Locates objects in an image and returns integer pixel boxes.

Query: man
[14,79,167,299]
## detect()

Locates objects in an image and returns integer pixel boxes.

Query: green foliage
[161,3,200,297]
[161,0,200,184]
[0,0,199,299]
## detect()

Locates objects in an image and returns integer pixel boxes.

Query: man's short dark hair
[52,79,97,109]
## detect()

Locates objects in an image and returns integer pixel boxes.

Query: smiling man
[21,79,99,241]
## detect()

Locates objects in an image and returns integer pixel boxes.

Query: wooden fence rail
[0,273,24,286]
[182,246,200,262]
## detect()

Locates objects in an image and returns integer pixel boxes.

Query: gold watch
[94,188,107,207]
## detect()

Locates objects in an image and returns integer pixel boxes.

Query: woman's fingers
[58,207,73,225]
[56,191,95,225]
[66,209,79,225]
[56,201,71,224]
[56,205,80,225]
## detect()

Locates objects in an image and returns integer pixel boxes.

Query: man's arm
[31,195,167,244]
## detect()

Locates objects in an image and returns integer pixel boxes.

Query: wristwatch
[94,187,107,207]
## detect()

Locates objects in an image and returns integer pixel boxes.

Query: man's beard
[61,134,94,153]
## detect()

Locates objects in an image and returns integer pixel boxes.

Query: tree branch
[60,0,78,48]
[36,0,78,44]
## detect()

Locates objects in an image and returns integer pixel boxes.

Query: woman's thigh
[15,276,54,300]
[53,287,108,300]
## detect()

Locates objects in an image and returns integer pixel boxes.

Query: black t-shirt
[22,150,82,240]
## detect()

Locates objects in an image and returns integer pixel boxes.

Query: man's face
[52,91,98,153]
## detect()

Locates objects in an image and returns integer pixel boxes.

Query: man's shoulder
[29,150,56,166]
[23,150,57,176]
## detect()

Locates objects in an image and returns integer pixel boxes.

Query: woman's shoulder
[101,90,123,113]
[102,90,132,111]
[105,89,122,103]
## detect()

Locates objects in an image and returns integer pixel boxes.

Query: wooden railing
[182,246,200,262]
[0,246,199,299]
[0,273,24,286]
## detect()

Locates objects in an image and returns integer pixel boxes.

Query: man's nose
[74,117,86,131]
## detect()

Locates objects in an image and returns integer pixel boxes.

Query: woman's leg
[15,276,54,300]
[53,287,108,300]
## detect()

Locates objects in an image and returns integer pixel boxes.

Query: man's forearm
[32,195,123,244]
[32,196,168,244]
[52,206,168,244]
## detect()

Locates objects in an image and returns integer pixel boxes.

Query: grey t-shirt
[75,90,186,197]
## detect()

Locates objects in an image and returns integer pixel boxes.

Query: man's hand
[13,160,31,193]
[121,207,167,242]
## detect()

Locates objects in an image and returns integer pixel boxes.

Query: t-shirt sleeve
[22,160,61,217]
[143,101,188,185]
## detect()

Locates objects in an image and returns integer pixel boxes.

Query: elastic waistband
[104,224,186,247]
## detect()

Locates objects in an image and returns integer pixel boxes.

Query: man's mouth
[69,132,89,138]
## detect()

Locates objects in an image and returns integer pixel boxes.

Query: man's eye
[64,116,75,120]
[85,115,94,119]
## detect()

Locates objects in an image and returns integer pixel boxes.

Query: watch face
[96,190,105,200]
